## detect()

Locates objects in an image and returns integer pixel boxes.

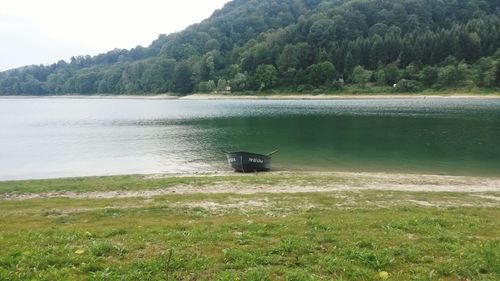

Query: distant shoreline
[0,94,179,100]
[179,93,500,100]
[1,93,500,100]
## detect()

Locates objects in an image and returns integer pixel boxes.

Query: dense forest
[1,0,499,95]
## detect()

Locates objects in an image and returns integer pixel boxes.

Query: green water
[193,99,500,176]
[1,98,499,180]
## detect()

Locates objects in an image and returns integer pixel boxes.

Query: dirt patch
[178,199,270,211]
[471,195,500,201]
[406,200,437,207]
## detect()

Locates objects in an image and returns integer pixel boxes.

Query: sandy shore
[180,93,500,100]
[2,93,500,100]
[2,171,499,201]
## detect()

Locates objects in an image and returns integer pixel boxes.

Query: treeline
[1,0,499,95]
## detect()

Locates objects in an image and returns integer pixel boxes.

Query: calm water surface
[1,98,499,180]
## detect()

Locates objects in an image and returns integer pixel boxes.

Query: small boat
[225,150,278,173]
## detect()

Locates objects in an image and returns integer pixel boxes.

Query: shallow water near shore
[1,98,499,180]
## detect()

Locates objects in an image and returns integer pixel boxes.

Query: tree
[204,39,220,52]
[173,62,194,94]
[200,52,216,81]
[101,65,125,94]
[369,23,388,37]
[122,62,146,93]
[438,65,457,87]
[307,61,336,87]
[419,66,438,87]
[474,57,496,87]
[296,42,315,69]
[229,73,247,91]
[374,69,387,85]
[255,64,277,90]
[207,80,216,92]
[278,44,300,71]
[141,59,173,93]
[437,63,469,88]
[217,79,228,91]
[343,52,355,80]
[458,32,482,62]
[281,67,297,86]
[369,35,385,68]
[352,65,372,88]
[403,63,419,80]
[396,79,421,92]
[74,71,99,94]
[384,64,401,85]
[308,19,335,48]
[45,72,69,94]
[495,58,500,87]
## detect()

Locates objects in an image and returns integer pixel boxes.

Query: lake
[1,98,499,180]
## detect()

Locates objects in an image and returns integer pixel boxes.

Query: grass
[0,174,208,194]
[0,172,357,195]
[0,174,499,280]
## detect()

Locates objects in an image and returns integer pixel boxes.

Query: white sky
[0,0,230,71]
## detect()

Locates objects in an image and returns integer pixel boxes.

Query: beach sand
[2,171,499,201]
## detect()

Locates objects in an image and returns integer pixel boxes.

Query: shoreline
[1,93,500,100]
[2,171,499,201]
[0,94,179,100]
[180,93,500,100]
[3,168,500,184]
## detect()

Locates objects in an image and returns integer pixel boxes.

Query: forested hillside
[1,0,499,95]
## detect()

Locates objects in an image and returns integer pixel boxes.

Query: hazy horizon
[0,0,230,71]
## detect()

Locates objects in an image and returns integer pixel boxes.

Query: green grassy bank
[0,173,499,280]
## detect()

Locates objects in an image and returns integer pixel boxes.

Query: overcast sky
[0,0,230,71]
